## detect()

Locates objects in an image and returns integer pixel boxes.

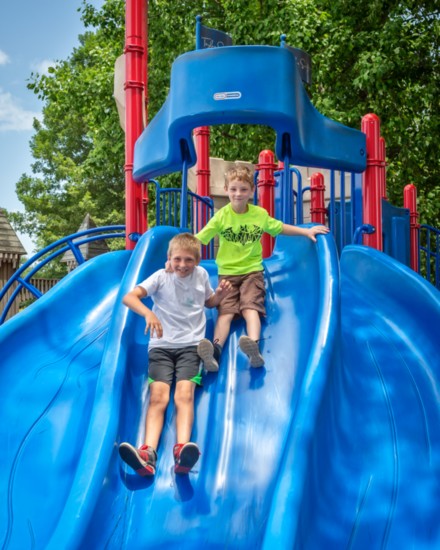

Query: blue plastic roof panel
[133,46,366,180]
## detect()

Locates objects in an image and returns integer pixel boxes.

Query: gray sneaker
[238,336,265,368]
[197,338,219,372]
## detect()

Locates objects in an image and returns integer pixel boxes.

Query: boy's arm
[280,223,329,243]
[195,213,219,245]
[122,286,163,338]
[205,279,232,308]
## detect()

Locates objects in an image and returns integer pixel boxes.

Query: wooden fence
[0,277,60,322]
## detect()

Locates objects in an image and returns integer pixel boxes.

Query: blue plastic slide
[1,228,439,549]
[262,245,440,549]
[0,250,131,549]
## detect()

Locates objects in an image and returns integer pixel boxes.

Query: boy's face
[225,178,254,213]
[168,247,199,278]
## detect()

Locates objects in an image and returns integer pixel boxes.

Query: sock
[213,343,222,361]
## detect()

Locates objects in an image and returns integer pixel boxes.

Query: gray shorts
[148,346,202,386]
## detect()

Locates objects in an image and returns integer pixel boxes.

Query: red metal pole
[195,126,211,200]
[310,173,326,224]
[257,150,277,258]
[361,113,383,250]
[125,0,147,249]
[139,0,148,235]
[194,126,211,258]
[194,126,211,228]
[404,183,419,272]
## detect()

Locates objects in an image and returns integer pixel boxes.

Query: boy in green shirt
[196,164,329,369]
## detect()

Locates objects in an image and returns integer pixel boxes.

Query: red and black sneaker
[173,442,200,475]
[119,442,157,477]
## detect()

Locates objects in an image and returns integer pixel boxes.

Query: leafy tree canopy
[9,0,440,251]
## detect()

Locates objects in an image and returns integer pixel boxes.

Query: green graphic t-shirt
[196,203,283,275]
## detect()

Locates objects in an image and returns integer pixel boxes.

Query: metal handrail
[0,225,125,325]
[148,180,214,258]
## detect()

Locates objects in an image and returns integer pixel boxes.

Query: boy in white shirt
[119,233,230,476]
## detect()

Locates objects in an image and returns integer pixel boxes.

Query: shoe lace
[237,336,266,351]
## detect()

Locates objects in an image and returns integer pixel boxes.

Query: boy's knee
[241,307,262,319]
[174,384,195,406]
[217,312,235,323]
[149,385,170,409]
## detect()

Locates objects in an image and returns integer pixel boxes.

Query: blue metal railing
[272,167,364,252]
[0,225,125,325]
[419,224,440,290]
[148,179,214,258]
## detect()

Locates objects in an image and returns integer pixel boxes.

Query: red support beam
[194,126,211,258]
[194,126,211,230]
[404,183,419,272]
[310,173,326,225]
[257,150,277,258]
[125,0,148,249]
[361,113,383,250]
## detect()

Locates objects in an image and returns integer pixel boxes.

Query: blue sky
[0,0,105,254]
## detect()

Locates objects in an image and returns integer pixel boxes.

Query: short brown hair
[224,164,254,190]
[168,233,201,262]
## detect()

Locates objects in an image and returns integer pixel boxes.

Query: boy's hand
[305,225,330,243]
[165,259,173,273]
[144,311,163,338]
[215,279,232,298]
[205,279,232,308]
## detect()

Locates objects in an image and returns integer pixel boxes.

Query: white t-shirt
[137,266,214,349]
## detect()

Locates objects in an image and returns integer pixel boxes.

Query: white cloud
[0,50,10,65]
[31,59,58,76]
[0,88,41,132]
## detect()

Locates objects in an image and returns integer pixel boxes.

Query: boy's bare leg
[239,309,264,367]
[214,313,235,347]
[241,308,261,341]
[174,380,196,443]
[144,381,170,450]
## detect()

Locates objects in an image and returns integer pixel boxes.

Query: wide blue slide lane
[290,246,440,549]
[0,250,130,549]
[45,227,337,549]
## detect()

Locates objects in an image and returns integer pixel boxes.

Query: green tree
[11,0,126,250]
[10,0,440,251]
[311,0,440,227]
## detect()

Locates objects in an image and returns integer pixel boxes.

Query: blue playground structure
[1,21,440,550]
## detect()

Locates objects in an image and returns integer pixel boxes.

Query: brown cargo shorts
[218,270,266,317]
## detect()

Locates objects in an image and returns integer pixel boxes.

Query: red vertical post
[310,173,326,224]
[404,183,419,272]
[139,0,148,235]
[194,126,211,226]
[194,126,211,258]
[125,0,148,249]
[257,150,277,258]
[361,113,383,250]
